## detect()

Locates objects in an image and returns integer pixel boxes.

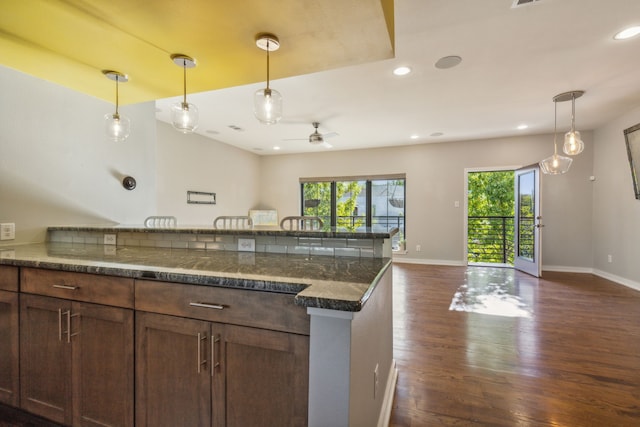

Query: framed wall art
[624,123,640,200]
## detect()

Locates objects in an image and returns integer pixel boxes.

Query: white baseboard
[542,265,594,273]
[593,269,640,292]
[377,359,398,427]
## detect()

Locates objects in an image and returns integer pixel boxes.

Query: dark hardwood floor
[389,263,640,427]
[2,263,638,426]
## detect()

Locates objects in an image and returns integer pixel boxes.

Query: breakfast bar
[0,225,397,427]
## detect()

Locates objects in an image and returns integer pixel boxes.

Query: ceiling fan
[284,122,338,148]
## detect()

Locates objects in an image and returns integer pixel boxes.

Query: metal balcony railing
[468,216,515,264]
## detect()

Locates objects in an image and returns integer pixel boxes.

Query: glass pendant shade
[560,90,585,155]
[171,101,199,133]
[540,95,573,175]
[102,70,130,142]
[170,54,198,133]
[254,87,283,125]
[563,130,584,155]
[254,33,282,124]
[104,113,131,142]
[539,152,573,175]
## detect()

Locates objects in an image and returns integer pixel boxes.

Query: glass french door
[514,165,542,277]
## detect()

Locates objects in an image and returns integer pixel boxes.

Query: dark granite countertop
[0,243,392,312]
[48,225,398,239]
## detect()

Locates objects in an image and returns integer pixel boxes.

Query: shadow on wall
[0,170,115,244]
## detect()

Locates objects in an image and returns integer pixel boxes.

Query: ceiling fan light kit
[254,33,283,125]
[170,54,199,134]
[102,70,131,142]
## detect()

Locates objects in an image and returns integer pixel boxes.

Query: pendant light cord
[553,100,558,155]
[570,93,576,133]
[115,75,120,116]
[266,38,271,90]
[183,60,187,105]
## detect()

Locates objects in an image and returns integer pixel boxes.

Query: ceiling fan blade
[322,141,333,149]
[322,132,339,139]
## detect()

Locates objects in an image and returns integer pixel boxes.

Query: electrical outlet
[237,238,255,252]
[608,254,613,263]
[0,249,15,259]
[0,223,15,241]
[416,244,421,252]
[104,234,117,245]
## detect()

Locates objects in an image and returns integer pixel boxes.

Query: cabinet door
[72,302,134,427]
[0,290,19,406]
[215,325,309,427]
[20,294,72,425]
[136,312,212,427]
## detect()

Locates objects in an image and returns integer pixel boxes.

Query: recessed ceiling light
[435,56,462,70]
[517,124,528,130]
[273,146,281,150]
[410,134,419,139]
[614,26,640,40]
[393,66,412,76]
[430,132,444,137]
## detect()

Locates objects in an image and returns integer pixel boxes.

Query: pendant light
[170,54,199,133]
[540,95,573,175]
[103,70,130,142]
[254,33,282,125]
[562,90,585,155]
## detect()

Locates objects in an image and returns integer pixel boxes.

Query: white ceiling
[155,0,640,155]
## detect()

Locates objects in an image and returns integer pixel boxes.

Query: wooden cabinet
[19,268,134,427]
[135,280,310,427]
[0,265,20,406]
[219,324,309,427]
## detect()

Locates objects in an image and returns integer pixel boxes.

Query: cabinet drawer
[0,266,19,292]
[21,268,134,308]
[135,280,310,335]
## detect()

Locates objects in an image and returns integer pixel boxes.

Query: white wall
[155,121,261,225]
[0,65,157,245]
[592,105,640,287]
[259,134,594,269]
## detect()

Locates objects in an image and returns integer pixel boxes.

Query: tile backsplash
[48,230,386,258]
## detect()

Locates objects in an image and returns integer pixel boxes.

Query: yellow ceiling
[0,0,394,105]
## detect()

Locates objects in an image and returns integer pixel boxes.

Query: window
[301,175,405,249]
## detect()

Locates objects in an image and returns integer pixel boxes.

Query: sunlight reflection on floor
[449,267,533,318]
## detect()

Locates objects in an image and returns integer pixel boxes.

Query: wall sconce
[170,54,199,133]
[562,90,585,155]
[540,95,573,175]
[254,33,282,125]
[102,70,130,142]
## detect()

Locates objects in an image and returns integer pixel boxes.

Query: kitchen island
[0,226,397,427]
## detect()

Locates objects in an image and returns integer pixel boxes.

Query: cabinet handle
[211,334,221,377]
[197,333,207,373]
[189,302,225,310]
[58,309,63,341]
[67,312,80,343]
[53,284,79,290]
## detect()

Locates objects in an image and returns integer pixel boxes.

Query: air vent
[512,0,541,7]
